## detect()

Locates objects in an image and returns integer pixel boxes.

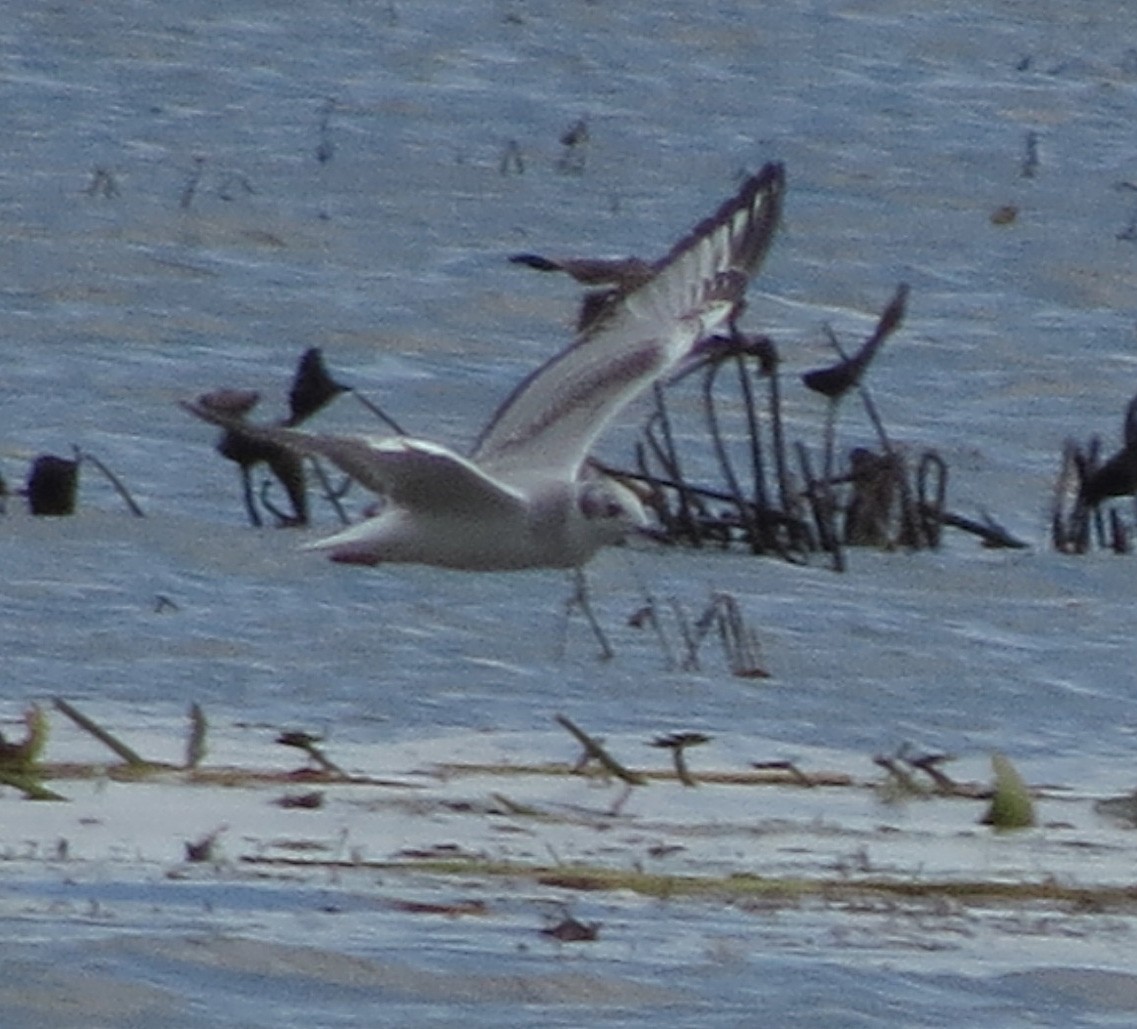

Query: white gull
[184,164,785,570]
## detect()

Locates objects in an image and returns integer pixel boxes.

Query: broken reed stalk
[668,596,700,671]
[1052,437,1099,554]
[0,706,63,800]
[735,351,771,518]
[704,351,795,557]
[683,593,768,678]
[238,465,262,528]
[712,594,769,678]
[627,594,677,670]
[651,733,708,787]
[846,370,928,548]
[646,384,701,546]
[0,770,67,801]
[916,451,947,547]
[936,509,1028,550]
[821,400,839,495]
[74,447,145,517]
[350,388,406,435]
[668,741,695,782]
[258,476,292,525]
[654,593,767,678]
[699,353,787,554]
[764,360,796,521]
[634,352,817,559]
[276,731,348,777]
[186,702,208,770]
[306,457,352,525]
[752,760,815,788]
[697,338,810,558]
[874,753,926,796]
[702,360,751,545]
[564,567,615,661]
[554,714,647,786]
[53,697,150,768]
[795,442,844,572]
[1110,507,1131,553]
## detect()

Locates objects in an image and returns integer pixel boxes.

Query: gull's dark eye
[581,487,623,521]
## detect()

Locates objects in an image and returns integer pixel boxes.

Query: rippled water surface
[6,1,1137,1025]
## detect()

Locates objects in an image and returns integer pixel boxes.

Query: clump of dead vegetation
[1053,389,1137,553]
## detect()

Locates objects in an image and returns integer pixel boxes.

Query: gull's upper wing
[181,400,525,517]
[472,162,785,482]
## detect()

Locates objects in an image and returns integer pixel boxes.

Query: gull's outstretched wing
[181,400,525,517]
[472,162,785,482]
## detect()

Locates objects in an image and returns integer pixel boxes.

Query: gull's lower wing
[181,400,525,517]
[472,162,785,481]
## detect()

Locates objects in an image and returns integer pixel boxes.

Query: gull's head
[578,475,651,548]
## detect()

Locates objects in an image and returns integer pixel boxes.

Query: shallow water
[6,1,1137,1025]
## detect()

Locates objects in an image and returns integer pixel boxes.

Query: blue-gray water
[6,1,1137,1026]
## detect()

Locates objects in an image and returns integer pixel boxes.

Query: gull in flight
[184,163,785,570]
